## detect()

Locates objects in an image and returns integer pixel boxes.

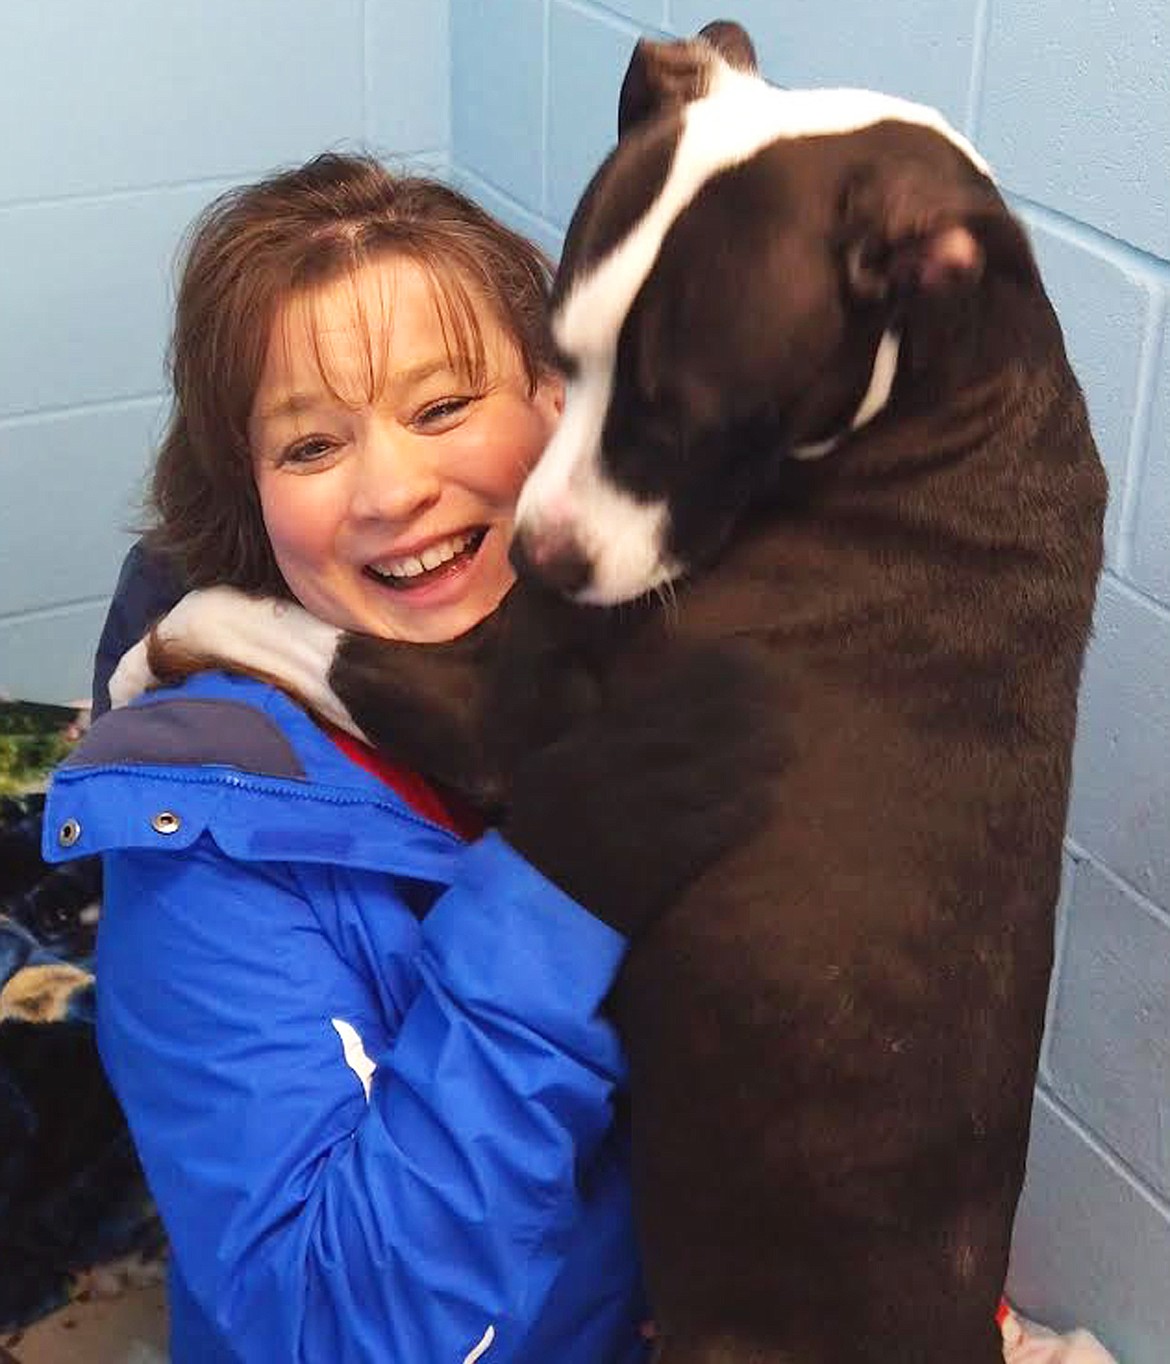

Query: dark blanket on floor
[0,703,161,1331]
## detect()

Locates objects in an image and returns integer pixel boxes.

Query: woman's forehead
[263,256,502,402]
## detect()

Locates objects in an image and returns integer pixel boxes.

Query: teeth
[371,531,475,581]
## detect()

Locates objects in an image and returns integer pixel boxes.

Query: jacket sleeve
[95,830,631,1363]
[91,540,185,717]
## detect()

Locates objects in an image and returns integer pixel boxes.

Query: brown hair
[147,152,556,594]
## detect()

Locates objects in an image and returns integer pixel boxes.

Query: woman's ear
[536,371,566,424]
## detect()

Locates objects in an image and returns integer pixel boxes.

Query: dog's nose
[510,525,593,596]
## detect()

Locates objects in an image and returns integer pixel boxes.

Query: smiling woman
[40,152,666,1364]
[249,257,561,643]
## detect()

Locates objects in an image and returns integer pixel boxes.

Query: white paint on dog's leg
[133,586,366,741]
[331,1018,376,1101]
[462,1324,496,1363]
[109,638,157,707]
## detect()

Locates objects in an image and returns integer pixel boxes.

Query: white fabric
[1002,1307,1119,1364]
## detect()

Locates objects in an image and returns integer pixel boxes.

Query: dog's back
[609,332,1103,1362]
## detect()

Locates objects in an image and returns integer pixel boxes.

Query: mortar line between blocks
[1034,1083,1170,1219]
[556,0,648,41]
[541,0,552,215]
[0,392,163,430]
[1061,838,1170,930]
[1114,290,1167,580]
[361,0,371,146]
[1009,194,1170,278]
[1101,568,1170,625]
[0,173,255,214]
[457,165,559,238]
[964,0,992,141]
[0,595,114,628]
[1038,851,1079,1080]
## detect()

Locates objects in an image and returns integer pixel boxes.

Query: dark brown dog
[131,22,1107,1363]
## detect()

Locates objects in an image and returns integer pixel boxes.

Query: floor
[1,1283,167,1364]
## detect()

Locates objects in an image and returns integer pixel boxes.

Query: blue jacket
[43,671,648,1364]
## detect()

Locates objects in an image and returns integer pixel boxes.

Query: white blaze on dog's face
[513,22,998,606]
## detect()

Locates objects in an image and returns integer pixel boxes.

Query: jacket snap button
[151,811,182,835]
[58,818,82,848]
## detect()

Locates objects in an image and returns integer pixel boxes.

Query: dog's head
[513,21,1036,604]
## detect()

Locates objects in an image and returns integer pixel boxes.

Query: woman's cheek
[258,468,344,571]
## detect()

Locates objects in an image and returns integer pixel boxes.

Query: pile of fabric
[0,704,162,1332]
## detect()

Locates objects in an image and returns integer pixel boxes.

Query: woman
[41,152,717,1363]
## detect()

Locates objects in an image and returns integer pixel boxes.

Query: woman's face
[249,259,562,643]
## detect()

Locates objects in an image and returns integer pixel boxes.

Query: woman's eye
[416,396,473,428]
[280,436,336,466]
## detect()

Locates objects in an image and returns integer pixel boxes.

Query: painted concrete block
[670,0,978,127]
[1130,311,1170,609]
[0,603,109,706]
[366,0,451,155]
[451,0,545,208]
[450,167,565,262]
[603,0,667,25]
[1045,860,1170,1200]
[0,183,233,419]
[1067,576,1170,906]
[1008,1090,1170,1364]
[0,3,364,205]
[0,400,161,618]
[979,0,1170,258]
[1022,215,1158,564]
[547,2,637,227]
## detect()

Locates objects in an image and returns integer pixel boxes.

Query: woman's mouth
[363,527,489,591]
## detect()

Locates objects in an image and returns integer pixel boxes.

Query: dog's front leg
[329,623,505,812]
[109,587,354,731]
[108,585,505,810]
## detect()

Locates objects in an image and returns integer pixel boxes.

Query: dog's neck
[790,329,902,461]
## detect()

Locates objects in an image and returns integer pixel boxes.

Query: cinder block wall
[448,3,1169,1361]
[3,4,1166,1359]
[0,1,449,702]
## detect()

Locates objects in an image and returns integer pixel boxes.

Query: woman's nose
[348,425,442,523]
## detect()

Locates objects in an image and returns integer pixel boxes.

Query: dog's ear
[696,20,759,73]
[838,163,991,305]
[618,21,758,138]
